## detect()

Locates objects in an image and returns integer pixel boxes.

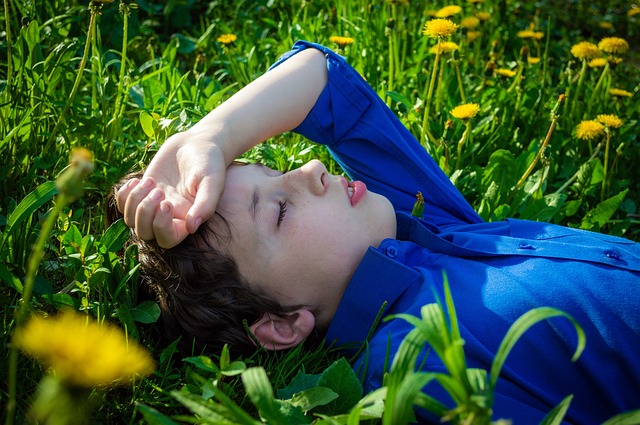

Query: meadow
[1,0,639,424]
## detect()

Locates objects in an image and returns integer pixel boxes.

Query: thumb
[185,175,223,234]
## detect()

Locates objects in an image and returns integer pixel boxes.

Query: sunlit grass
[1,0,639,423]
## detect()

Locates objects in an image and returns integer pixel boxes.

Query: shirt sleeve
[270,41,482,228]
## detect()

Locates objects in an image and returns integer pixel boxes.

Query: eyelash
[277,201,288,227]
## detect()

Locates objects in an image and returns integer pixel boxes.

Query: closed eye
[277,200,288,228]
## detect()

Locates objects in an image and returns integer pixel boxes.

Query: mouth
[348,180,367,206]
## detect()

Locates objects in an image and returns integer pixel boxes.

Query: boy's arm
[283,41,482,227]
[116,48,328,248]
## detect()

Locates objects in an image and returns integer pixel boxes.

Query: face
[212,160,396,329]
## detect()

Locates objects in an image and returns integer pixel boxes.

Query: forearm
[186,48,328,165]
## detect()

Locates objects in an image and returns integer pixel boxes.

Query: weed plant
[1,0,639,424]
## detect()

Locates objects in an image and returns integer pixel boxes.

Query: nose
[296,159,327,196]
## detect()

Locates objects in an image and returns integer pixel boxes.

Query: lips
[348,180,367,206]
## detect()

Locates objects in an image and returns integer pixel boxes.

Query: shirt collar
[324,244,421,354]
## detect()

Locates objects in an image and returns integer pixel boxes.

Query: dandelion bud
[412,192,425,218]
[56,148,94,200]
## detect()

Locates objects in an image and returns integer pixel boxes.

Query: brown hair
[108,173,304,357]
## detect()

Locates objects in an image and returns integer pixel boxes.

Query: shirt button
[385,246,398,258]
[604,250,621,261]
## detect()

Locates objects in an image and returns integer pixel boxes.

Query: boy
[115,42,640,423]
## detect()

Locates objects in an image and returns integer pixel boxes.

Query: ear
[249,309,315,351]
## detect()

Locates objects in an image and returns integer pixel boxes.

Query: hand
[116,131,228,248]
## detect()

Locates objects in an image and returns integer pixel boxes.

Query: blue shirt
[273,41,640,424]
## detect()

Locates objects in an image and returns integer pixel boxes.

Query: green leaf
[289,386,338,412]
[277,370,321,399]
[170,390,243,424]
[538,394,572,425]
[601,409,640,425]
[1,181,57,252]
[183,356,220,374]
[136,403,180,425]
[140,111,156,138]
[130,300,161,323]
[482,149,517,196]
[62,223,82,251]
[242,367,288,424]
[489,307,586,391]
[40,293,79,310]
[118,303,139,340]
[221,360,247,377]
[519,192,567,222]
[391,372,438,424]
[315,358,363,415]
[580,189,628,230]
[275,399,311,424]
[99,219,130,253]
[0,262,23,293]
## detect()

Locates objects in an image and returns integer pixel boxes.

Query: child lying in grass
[114,41,640,423]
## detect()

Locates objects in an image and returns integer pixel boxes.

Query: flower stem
[454,58,466,103]
[515,95,565,191]
[3,0,12,94]
[601,130,612,202]
[107,2,131,161]
[44,5,98,153]
[569,59,587,122]
[587,62,609,116]
[455,121,472,170]
[6,194,71,425]
[421,39,442,147]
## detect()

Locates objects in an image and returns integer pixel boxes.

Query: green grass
[1,0,639,424]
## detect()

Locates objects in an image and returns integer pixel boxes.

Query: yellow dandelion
[570,41,601,59]
[596,114,623,129]
[609,88,633,98]
[329,36,354,48]
[15,312,155,387]
[598,37,629,54]
[460,16,480,29]
[423,18,459,38]
[532,31,545,40]
[435,5,462,18]
[517,30,536,39]
[588,57,607,68]
[574,120,605,141]
[217,34,237,45]
[450,103,480,119]
[475,11,490,21]
[466,30,482,43]
[495,68,517,77]
[527,56,541,65]
[608,56,623,65]
[599,21,614,30]
[430,41,459,54]
[629,5,640,17]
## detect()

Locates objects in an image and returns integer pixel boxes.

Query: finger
[154,201,189,249]
[186,175,224,234]
[123,177,156,228]
[115,178,139,213]
[134,188,165,240]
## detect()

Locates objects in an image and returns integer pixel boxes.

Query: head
[112,159,396,356]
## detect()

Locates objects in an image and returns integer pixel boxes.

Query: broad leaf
[315,358,363,415]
